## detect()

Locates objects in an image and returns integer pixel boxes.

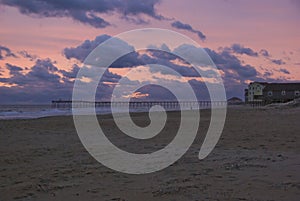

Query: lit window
[268,91,273,97]
[281,90,286,96]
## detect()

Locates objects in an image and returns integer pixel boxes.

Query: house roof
[263,83,300,91]
[250,82,268,85]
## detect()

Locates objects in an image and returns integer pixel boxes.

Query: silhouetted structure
[227,97,243,105]
[51,100,227,109]
[245,82,300,105]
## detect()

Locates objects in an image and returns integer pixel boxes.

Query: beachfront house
[245,82,300,104]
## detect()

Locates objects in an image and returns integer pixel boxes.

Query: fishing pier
[51,100,228,109]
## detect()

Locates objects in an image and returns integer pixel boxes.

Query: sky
[0,0,299,104]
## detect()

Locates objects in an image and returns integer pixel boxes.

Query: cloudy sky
[0,0,299,104]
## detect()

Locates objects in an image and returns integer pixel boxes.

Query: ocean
[0,104,72,120]
[0,101,220,120]
[0,104,182,120]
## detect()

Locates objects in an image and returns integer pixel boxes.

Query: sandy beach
[0,107,299,201]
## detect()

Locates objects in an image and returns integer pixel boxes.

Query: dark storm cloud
[0,45,17,60]
[171,20,206,41]
[1,59,60,86]
[0,58,71,103]
[68,9,110,28]
[61,64,125,101]
[60,64,80,79]
[260,49,270,57]
[263,71,273,77]
[204,47,258,78]
[0,57,125,103]
[29,59,59,79]
[18,50,38,61]
[63,34,273,100]
[271,59,286,65]
[227,45,287,68]
[0,83,73,104]
[0,34,292,103]
[64,34,111,62]
[0,0,163,28]
[109,42,276,99]
[64,34,144,68]
[133,84,177,101]
[100,69,122,83]
[114,49,201,77]
[259,49,287,66]
[225,44,258,57]
[279,68,290,74]
[63,35,202,77]
[120,15,149,25]
[0,46,38,62]
[187,79,209,100]
[201,46,289,99]
[110,51,144,68]
[142,50,220,78]
[6,63,23,74]
[0,62,62,103]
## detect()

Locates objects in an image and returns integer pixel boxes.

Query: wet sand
[0,107,299,201]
